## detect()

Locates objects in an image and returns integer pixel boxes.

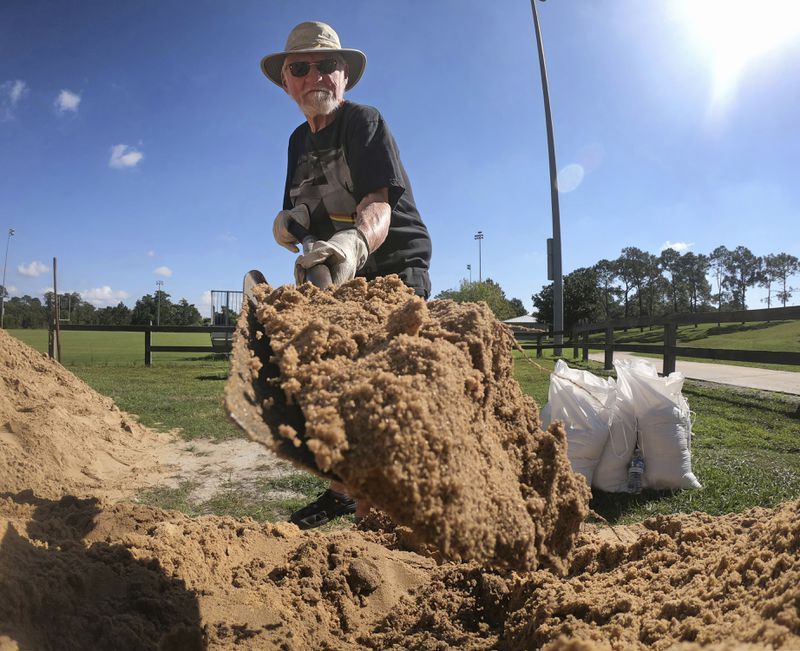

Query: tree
[131,292,161,325]
[765,253,799,308]
[618,247,661,318]
[680,252,712,312]
[96,302,132,326]
[721,246,762,310]
[173,298,203,325]
[507,298,528,318]
[709,246,731,311]
[613,253,637,318]
[435,278,521,321]
[659,248,683,313]
[594,259,622,320]
[1,295,47,328]
[532,267,605,331]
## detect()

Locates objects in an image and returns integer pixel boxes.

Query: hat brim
[261,48,366,91]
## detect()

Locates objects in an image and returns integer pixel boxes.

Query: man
[260,21,432,529]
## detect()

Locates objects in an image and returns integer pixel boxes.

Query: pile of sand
[1,279,799,650]
[236,276,590,572]
[0,329,170,500]
[1,492,799,649]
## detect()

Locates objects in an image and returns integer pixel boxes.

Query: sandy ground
[2,280,800,650]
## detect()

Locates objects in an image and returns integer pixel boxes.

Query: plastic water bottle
[627,447,645,494]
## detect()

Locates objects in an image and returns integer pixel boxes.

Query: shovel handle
[287,217,333,289]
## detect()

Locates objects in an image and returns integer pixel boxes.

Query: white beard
[299,90,340,118]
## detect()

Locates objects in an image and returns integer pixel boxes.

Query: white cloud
[219,232,237,243]
[660,241,694,252]
[2,285,17,297]
[1,79,29,120]
[80,286,130,307]
[55,89,81,113]
[154,266,173,277]
[109,143,144,169]
[146,250,155,257]
[199,290,212,308]
[18,260,48,277]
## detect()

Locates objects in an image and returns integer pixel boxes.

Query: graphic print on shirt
[288,147,357,231]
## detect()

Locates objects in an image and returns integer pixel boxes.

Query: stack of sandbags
[541,358,701,492]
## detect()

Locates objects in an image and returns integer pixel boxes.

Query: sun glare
[676,0,800,114]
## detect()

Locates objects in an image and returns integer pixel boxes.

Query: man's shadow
[0,491,205,650]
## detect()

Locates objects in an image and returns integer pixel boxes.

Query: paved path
[587,352,800,396]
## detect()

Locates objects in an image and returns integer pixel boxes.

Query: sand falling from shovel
[234,274,590,573]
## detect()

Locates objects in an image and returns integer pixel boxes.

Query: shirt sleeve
[344,107,407,209]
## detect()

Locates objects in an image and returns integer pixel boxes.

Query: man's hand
[273,204,311,253]
[294,229,369,286]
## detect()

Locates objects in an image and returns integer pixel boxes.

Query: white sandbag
[592,375,637,492]
[540,360,614,485]
[615,358,701,490]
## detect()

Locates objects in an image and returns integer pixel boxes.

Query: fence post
[572,328,579,359]
[536,333,543,359]
[604,326,614,370]
[663,322,677,375]
[582,330,589,362]
[145,329,152,366]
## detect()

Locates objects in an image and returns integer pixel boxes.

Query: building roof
[502,315,540,324]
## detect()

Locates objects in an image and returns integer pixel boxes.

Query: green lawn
[512,350,800,524]
[8,328,800,526]
[9,328,217,365]
[577,319,800,372]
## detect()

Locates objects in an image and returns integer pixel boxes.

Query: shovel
[223,221,341,481]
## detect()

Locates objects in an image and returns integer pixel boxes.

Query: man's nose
[307,66,324,83]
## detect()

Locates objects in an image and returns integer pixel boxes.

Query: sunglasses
[287,58,341,78]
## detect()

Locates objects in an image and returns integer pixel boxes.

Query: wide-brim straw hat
[261,21,367,91]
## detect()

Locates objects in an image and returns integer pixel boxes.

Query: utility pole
[474,231,484,282]
[467,264,472,283]
[531,0,564,355]
[156,280,164,326]
[0,228,15,329]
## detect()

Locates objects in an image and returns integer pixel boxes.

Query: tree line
[434,278,528,321]
[533,245,799,331]
[0,290,206,329]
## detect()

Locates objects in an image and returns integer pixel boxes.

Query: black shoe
[289,489,356,530]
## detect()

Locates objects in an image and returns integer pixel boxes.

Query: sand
[234,276,590,572]
[1,283,800,650]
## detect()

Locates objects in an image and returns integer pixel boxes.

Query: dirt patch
[2,285,800,650]
[233,276,590,572]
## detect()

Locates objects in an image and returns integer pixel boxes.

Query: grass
[583,320,800,372]
[511,351,800,524]
[8,328,800,526]
[9,328,217,365]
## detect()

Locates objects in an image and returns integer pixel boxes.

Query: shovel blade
[223,270,340,481]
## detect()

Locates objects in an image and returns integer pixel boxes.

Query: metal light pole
[0,228,15,329]
[156,280,164,326]
[531,0,564,355]
[474,231,484,282]
[467,264,472,283]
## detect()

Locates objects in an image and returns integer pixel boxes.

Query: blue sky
[2,0,799,315]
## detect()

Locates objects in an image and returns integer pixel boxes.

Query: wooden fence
[53,324,235,366]
[517,305,800,376]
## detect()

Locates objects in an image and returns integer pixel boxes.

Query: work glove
[294,229,369,286]
[273,204,311,253]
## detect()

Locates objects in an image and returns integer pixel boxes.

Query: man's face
[282,52,349,118]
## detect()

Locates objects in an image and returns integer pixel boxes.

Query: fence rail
[516,306,800,376]
[54,324,235,365]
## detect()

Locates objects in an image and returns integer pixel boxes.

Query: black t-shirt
[283,101,432,280]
